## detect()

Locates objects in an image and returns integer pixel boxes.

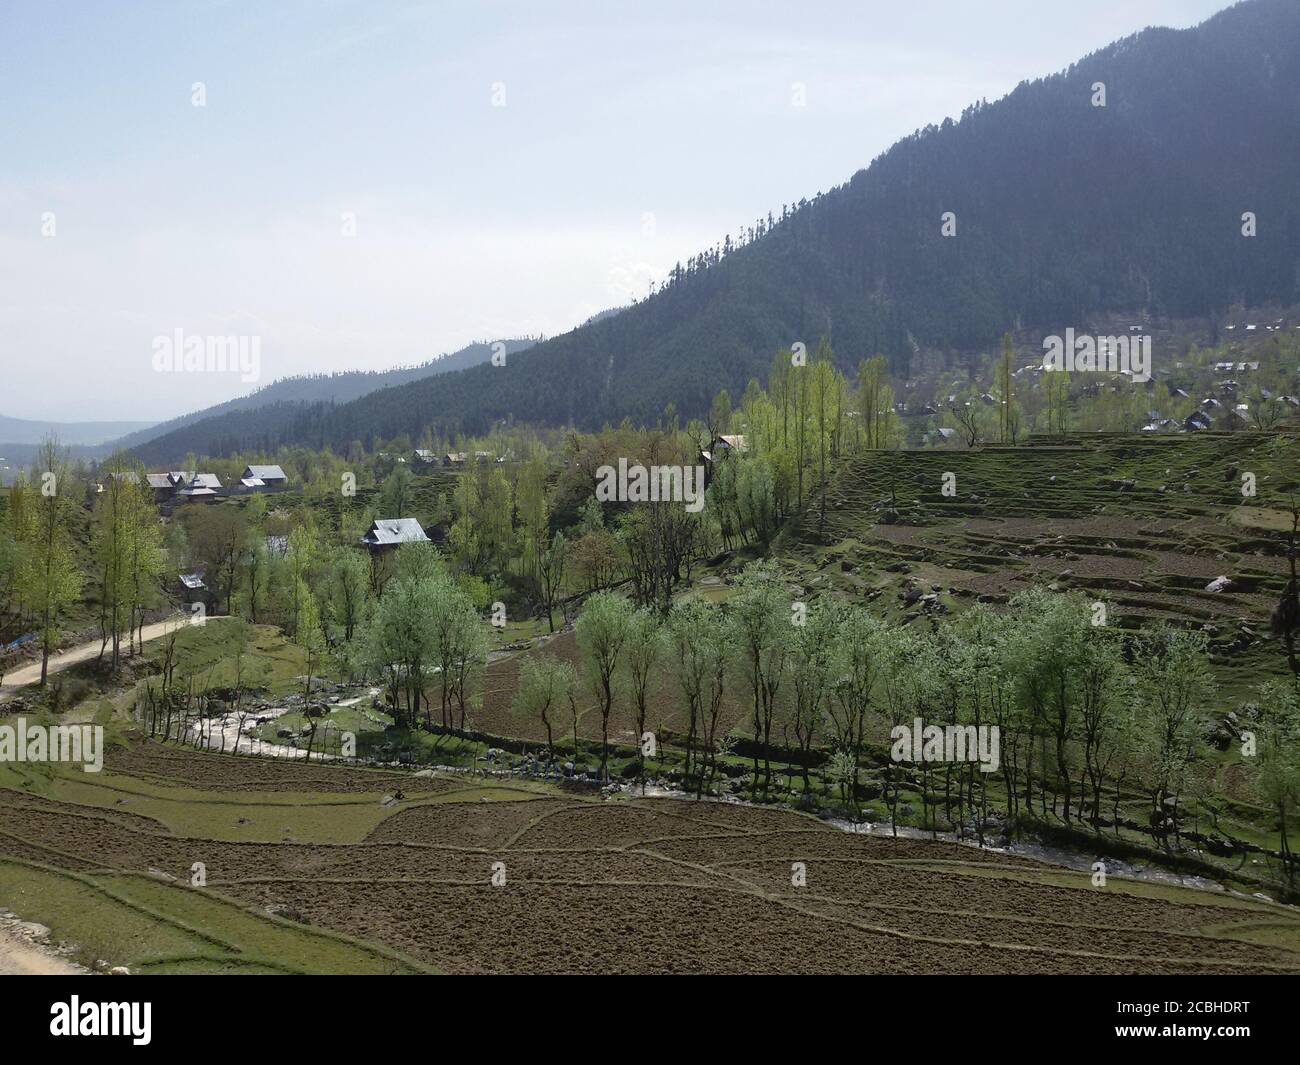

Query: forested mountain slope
[122,337,537,462]
[133,0,1300,460]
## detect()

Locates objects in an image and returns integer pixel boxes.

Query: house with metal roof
[237,465,288,491]
[175,472,223,501]
[359,518,431,551]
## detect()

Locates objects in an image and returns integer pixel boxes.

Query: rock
[14,921,50,940]
[1206,576,1233,593]
[109,966,131,976]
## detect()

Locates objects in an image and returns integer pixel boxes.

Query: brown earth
[1,738,1297,974]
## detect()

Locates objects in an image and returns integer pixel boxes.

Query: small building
[239,465,288,491]
[175,473,222,502]
[146,473,176,502]
[177,572,215,610]
[702,434,748,463]
[413,449,439,466]
[359,518,431,552]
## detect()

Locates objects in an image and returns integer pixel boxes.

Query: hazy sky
[0,0,1231,423]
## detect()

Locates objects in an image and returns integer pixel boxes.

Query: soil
[1,738,1297,975]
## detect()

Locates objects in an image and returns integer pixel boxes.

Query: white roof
[360,518,430,547]
[243,464,286,480]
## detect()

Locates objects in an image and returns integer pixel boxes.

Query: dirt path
[0,924,86,975]
[0,615,215,702]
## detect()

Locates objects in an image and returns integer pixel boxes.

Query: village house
[236,464,288,492]
[701,434,747,462]
[173,472,223,502]
[177,572,215,611]
[146,473,176,502]
[359,517,431,552]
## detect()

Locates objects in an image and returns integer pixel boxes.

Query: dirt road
[0,924,87,975]
[0,615,206,702]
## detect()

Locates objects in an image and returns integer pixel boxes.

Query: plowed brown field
[1,736,1297,974]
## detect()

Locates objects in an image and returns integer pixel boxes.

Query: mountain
[0,413,157,447]
[119,337,539,461]
[130,0,1300,462]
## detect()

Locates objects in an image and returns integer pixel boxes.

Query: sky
[0,0,1232,423]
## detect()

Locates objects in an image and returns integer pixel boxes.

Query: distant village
[87,464,290,507]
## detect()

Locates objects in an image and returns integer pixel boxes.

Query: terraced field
[1,736,1298,974]
[785,431,1300,699]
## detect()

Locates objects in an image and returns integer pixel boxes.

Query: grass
[39,765,539,844]
[0,858,430,974]
[137,623,309,696]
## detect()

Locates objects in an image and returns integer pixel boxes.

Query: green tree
[729,562,788,797]
[25,437,83,685]
[622,608,664,787]
[513,654,574,755]
[576,591,634,782]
